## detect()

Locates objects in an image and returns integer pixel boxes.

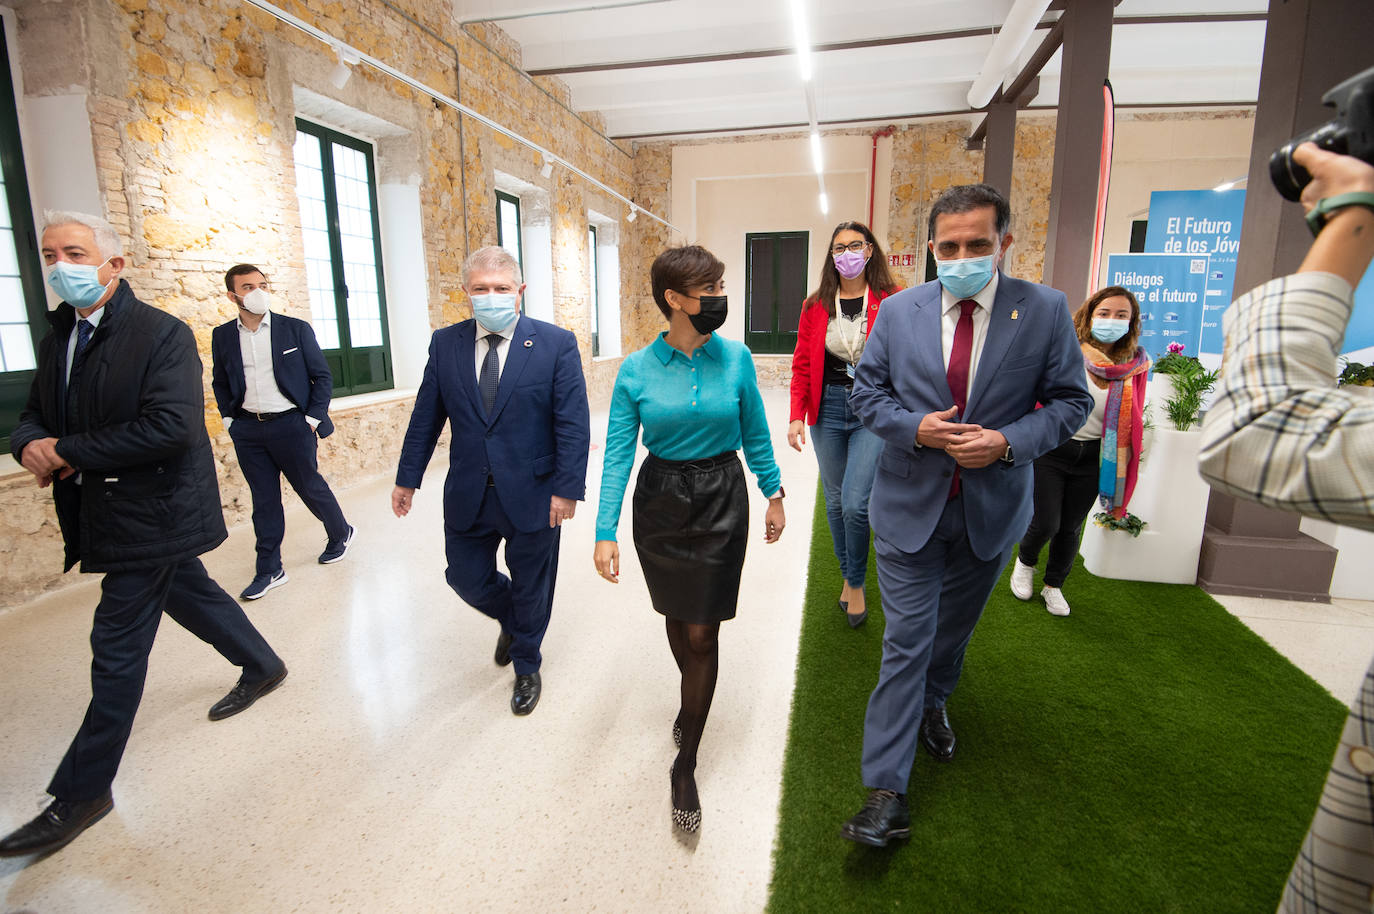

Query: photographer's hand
[1295,143,1374,287]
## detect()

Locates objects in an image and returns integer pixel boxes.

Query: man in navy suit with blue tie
[392,246,590,716]
[840,184,1093,846]
[212,265,353,601]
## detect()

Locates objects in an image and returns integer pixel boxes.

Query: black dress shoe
[0,791,113,857]
[840,789,910,847]
[919,707,956,761]
[511,671,541,715]
[494,629,513,667]
[208,665,288,721]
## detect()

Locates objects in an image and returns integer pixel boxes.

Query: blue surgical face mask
[471,292,520,333]
[934,254,996,299]
[47,258,114,310]
[1091,318,1130,343]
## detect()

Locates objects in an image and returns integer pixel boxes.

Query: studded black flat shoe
[670,762,701,833]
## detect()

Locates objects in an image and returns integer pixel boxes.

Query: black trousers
[230,411,349,576]
[49,558,281,802]
[1017,438,1102,588]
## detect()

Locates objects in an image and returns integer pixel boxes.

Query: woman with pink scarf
[1009,286,1149,616]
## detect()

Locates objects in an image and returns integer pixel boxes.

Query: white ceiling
[451,0,1268,140]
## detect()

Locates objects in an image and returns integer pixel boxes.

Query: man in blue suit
[212,264,353,601]
[392,246,590,716]
[840,184,1093,846]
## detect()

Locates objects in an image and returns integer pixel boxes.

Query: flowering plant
[1093,510,1147,537]
[1152,341,1195,376]
[1153,342,1219,431]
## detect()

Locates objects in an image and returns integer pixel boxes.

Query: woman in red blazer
[788,221,900,626]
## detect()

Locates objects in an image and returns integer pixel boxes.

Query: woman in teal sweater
[593,245,787,834]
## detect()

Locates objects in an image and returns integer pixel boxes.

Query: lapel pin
[524,339,533,348]
[1011,309,1019,320]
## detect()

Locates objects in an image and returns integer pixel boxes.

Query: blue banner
[1106,253,1209,365]
[1142,189,1246,355]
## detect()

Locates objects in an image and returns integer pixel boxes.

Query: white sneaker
[1042,586,1071,617]
[1009,559,1035,601]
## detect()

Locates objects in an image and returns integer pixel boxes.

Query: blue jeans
[811,384,882,588]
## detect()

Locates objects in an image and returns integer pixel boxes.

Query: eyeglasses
[831,241,870,255]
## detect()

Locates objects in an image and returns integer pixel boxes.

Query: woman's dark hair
[804,221,900,317]
[650,245,725,320]
[1074,285,1142,362]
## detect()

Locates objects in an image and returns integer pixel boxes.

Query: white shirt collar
[237,310,272,333]
[477,318,518,344]
[75,304,107,330]
[941,270,1001,315]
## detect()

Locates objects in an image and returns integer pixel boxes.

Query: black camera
[1269,64,1374,201]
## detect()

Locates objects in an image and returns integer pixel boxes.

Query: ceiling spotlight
[329,45,361,90]
[626,205,638,222]
[540,155,554,179]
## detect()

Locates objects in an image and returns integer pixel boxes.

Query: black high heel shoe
[670,762,701,833]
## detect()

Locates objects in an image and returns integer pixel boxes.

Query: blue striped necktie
[480,333,500,415]
[65,319,94,428]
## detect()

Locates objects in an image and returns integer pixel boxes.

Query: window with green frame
[495,190,525,314]
[0,26,47,455]
[292,118,392,396]
[588,223,599,357]
[744,231,808,354]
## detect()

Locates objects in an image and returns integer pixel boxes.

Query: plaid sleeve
[1199,271,1374,532]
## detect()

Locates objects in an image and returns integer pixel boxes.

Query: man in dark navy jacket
[1,213,286,860]
[392,246,590,716]
[212,264,352,601]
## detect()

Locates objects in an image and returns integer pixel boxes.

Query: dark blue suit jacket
[395,315,591,534]
[851,274,1093,559]
[211,313,336,438]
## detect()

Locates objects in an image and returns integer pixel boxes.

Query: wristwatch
[769,487,786,500]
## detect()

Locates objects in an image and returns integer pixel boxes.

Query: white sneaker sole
[243,572,289,601]
[319,528,354,564]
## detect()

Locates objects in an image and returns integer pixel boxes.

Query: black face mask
[687,294,728,335]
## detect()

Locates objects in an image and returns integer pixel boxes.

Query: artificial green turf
[768,488,1348,913]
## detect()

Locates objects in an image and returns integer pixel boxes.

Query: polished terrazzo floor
[1,388,1370,913]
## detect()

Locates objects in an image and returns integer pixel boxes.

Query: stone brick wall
[0,0,1256,610]
[0,0,650,608]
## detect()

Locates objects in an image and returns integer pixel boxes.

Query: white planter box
[1080,428,1209,584]
[1300,516,1374,601]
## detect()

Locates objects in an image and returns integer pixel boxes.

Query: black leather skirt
[632,451,749,624]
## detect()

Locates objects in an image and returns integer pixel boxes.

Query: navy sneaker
[318,525,354,564]
[240,569,288,601]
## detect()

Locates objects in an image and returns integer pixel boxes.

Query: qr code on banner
[1190,259,1207,273]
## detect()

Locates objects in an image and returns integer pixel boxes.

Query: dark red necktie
[946,299,976,499]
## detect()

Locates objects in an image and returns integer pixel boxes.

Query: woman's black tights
[666,618,720,811]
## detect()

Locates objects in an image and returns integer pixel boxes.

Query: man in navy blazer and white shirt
[212,264,353,601]
[840,184,1093,846]
[392,246,590,716]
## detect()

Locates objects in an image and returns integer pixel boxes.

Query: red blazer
[789,285,897,425]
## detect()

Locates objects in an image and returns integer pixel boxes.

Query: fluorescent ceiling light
[819,191,829,215]
[790,0,812,81]
[810,131,823,174]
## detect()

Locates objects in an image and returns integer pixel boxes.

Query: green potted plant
[1338,359,1374,387]
[1152,342,1219,432]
